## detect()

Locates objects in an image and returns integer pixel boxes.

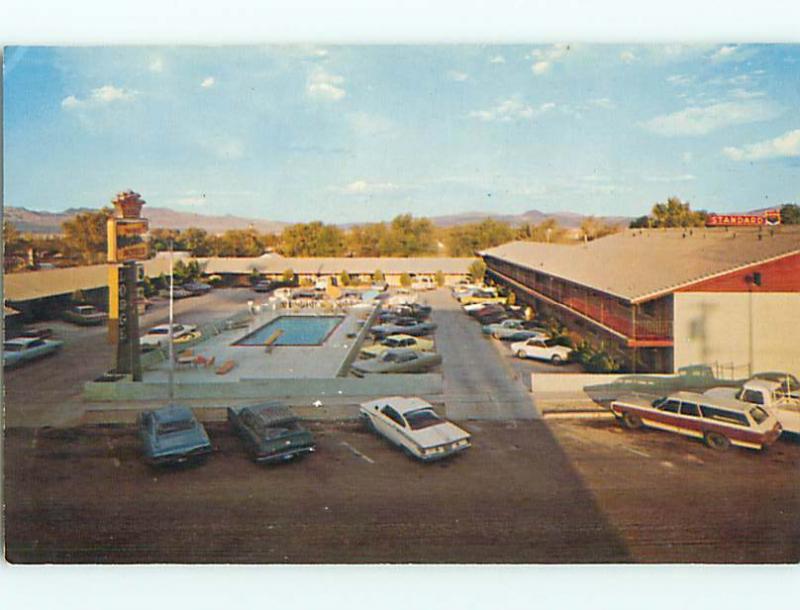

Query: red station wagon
[611,391,782,451]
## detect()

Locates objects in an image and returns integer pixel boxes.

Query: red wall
[677,252,800,293]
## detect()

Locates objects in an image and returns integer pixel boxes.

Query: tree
[380,214,436,256]
[347,223,389,257]
[780,203,800,225]
[282,268,295,284]
[629,215,651,229]
[516,218,569,243]
[373,269,385,282]
[444,218,516,256]
[434,270,445,287]
[62,207,113,264]
[468,259,487,283]
[399,272,412,288]
[648,197,706,228]
[280,222,346,257]
[579,216,621,241]
[339,270,351,287]
[215,228,266,257]
[182,228,211,256]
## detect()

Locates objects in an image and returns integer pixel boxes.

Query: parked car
[705,377,800,436]
[459,289,506,306]
[351,349,442,374]
[370,319,437,339]
[474,310,511,326]
[361,334,435,358]
[227,402,316,463]
[502,329,549,343]
[63,304,107,326]
[611,391,782,451]
[182,281,212,296]
[3,337,64,368]
[359,396,471,462]
[140,323,198,350]
[411,277,436,291]
[138,405,212,466]
[482,319,547,340]
[467,302,505,317]
[161,287,193,299]
[583,365,747,408]
[18,327,54,340]
[253,280,275,293]
[510,337,573,364]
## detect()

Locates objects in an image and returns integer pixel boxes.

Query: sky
[3,44,799,223]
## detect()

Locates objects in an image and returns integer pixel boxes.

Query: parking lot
[3,286,800,563]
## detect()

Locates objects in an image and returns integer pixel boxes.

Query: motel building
[480,226,800,375]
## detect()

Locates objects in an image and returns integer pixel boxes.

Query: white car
[359,396,471,462]
[510,337,573,364]
[140,323,198,349]
[411,277,436,291]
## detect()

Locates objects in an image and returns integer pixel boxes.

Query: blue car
[371,319,437,339]
[138,405,212,466]
[3,337,63,368]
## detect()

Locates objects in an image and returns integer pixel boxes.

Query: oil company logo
[706,210,781,227]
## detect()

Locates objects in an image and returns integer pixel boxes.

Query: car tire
[551,355,562,364]
[704,431,731,451]
[621,412,643,430]
[516,350,527,359]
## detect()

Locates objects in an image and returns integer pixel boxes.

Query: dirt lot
[4,417,799,564]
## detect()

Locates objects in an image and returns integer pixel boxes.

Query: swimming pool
[233,315,344,346]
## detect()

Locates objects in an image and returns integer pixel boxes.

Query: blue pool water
[234,315,344,346]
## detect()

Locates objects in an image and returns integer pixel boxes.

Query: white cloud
[712,45,738,61]
[489,55,505,64]
[620,50,637,63]
[200,76,215,88]
[642,100,779,137]
[644,174,697,183]
[446,70,469,82]
[149,58,164,73]
[61,84,137,109]
[469,98,555,122]
[666,74,694,87]
[729,88,765,99]
[529,43,570,76]
[173,195,208,207]
[723,129,800,161]
[307,69,346,101]
[340,180,399,194]
[589,97,615,110]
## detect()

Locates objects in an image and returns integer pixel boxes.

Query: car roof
[385,334,416,341]
[360,396,434,415]
[670,391,753,412]
[744,378,780,391]
[244,401,296,424]
[152,405,194,423]
[5,337,38,347]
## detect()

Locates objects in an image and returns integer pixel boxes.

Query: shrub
[468,259,487,283]
[339,270,351,287]
[282,268,295,283]
[399,272,412,288]
[373,269,385,282]
[435,270,445,287]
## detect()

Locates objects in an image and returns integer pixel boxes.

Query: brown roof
[201,255,475,275]
[480,227,800,303]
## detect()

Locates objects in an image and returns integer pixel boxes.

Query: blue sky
[4,44,799,223]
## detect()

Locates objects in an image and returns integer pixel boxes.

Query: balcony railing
[487,262,673,341]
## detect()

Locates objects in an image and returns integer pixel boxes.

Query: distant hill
[4,206,289,235]
[427,208,631,229]
[5,205,630,234]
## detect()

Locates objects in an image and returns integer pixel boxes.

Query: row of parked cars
[351,301,442,375]
[451,285,575,365]
[609,371,800,451]
[139,397,471,466]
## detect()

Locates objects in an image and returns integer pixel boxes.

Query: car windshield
[156,420,195,434]
[404,408,443,430]
[749,407,770,424]
[149,328,169,335]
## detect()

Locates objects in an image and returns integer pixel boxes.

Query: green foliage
[579,216,621,241]
[141,276,157,297]
[373,269,385,282]
[249,268,262,285]
[444,218,516,257]
[573,340,620,372]
[61,207,113,264]
[172,259,189,284]
[628,215,651,229]
[516,218,570,243]
[468,259,487,283]
[280,221,346,257]
[506,290,516,306]
[780,203,800,225]
[183,227,211,256]
[434,270,445,287]
[399,272,412,288]
[339,270,351,286]
[214,228,267,257]
[647,197,707,228]
[282,268,295,283]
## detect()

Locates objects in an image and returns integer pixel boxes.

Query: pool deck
[144,302,374,382]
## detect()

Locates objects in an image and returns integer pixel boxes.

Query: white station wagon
[359,396,471,462]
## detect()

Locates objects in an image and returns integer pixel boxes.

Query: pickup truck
[705,375,800,435]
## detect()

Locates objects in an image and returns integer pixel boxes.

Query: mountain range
[4,205,631,235]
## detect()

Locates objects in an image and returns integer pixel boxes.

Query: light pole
[168,240,175,403]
